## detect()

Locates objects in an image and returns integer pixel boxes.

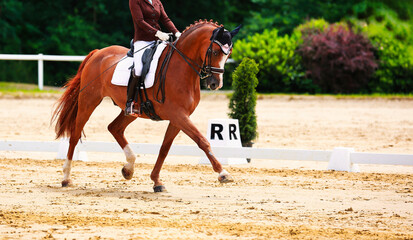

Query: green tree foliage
[0,0,132,86]
[348,1,413,93]
[228,58,259,146]
[0,0,245,86]
[162,1,230,30]
[350,1,413,45]
[0,0,24,53]
[369,35,413,93]
[242,0,360,37]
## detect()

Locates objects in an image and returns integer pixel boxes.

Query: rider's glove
[175,32,182,39]
[155,31,170,41]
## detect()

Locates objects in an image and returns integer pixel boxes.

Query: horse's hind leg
[107,111,137,180]
[62,96,103,187]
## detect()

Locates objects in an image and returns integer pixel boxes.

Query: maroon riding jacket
[129,0,179,42]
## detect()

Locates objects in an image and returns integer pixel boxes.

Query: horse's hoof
[121,166,134,180]
[218,172,234,183]
[153,185,167,192]
[62,179,72,187]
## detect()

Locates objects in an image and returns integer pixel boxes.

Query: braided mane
[182,19,223,35]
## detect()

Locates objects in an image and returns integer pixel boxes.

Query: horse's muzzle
[206,76,221,90]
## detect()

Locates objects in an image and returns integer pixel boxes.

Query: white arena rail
[1,140,412,172]
[0,54,86,90]
[0,54,235,91]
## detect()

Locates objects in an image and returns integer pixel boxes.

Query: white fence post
[38,53,44,90]
[327,147,360,172]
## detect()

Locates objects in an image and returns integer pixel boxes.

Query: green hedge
[232,29,317,93]
[233,15,413,93]
[349,3,413,93]
[368,35,413,93]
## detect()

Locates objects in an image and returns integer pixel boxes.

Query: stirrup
[124,102,139,117]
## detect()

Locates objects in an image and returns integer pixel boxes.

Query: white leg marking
[218,169,233,183]
[62,159,72,181]
[123,144,136,170]
[219,169,229,178]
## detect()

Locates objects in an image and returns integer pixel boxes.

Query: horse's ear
[230,25,242,38]
[216,27,225,39]
[211,27,225,40]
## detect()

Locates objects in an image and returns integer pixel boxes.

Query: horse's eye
[213,51,218,56]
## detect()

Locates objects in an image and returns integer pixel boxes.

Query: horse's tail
[51,49,99,139]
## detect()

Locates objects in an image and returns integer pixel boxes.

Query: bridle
[153,27,233,104]
[165,30,232,80]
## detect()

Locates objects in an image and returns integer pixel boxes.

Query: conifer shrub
[228,58,259,147]
[298,25,377,93]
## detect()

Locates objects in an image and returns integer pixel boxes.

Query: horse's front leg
[150,123,180,192]
[171,116,233,183]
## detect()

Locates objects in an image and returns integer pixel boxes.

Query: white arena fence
[1,140,412,172]
[0,54,235,90]
[0,54,85,90]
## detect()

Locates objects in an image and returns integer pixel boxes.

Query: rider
[126,0,181,116]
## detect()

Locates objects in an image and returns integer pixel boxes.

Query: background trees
[1,0,412,93]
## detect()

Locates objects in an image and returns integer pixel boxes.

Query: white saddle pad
[111,43,167,88]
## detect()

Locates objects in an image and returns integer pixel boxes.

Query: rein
[165,40,225,80]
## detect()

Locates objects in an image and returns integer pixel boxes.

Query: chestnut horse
[52,20,240,192]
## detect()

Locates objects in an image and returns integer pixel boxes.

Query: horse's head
[178,22,241,91]
[202,25,241,90]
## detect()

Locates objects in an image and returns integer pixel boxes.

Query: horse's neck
[178,27,211,65]
[173,28,210,89]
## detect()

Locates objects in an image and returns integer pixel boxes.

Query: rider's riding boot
[124,72,140,116]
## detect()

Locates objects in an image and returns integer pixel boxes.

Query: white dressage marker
[199,119,248,165]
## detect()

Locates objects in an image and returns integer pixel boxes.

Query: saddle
[127,39,159,83]
[128,40,162,121]
[140,42,159,83]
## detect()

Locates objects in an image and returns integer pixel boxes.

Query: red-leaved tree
[298,25,377,93]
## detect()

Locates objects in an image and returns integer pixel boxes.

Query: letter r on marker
[211,124,223,140]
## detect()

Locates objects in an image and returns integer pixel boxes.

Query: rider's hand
[175,32,182,39]
[155,31,170,41]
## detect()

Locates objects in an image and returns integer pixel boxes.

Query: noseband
[200,41,226,79]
